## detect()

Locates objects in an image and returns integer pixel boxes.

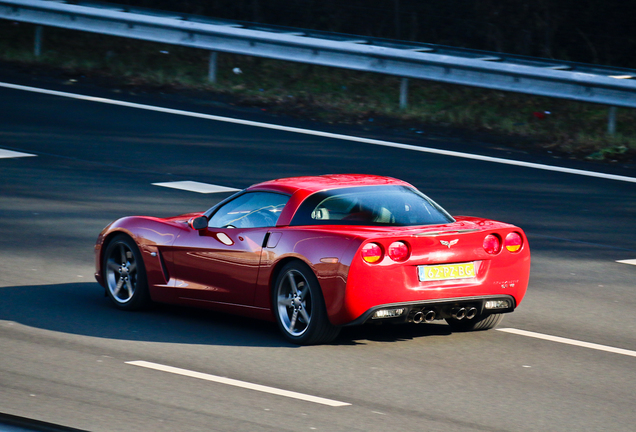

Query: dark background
[110,0,636,68]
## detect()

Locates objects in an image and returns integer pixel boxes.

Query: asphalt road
[1,79,635,432]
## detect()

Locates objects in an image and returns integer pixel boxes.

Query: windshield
[208,191,289,228]
[291,185,454,226]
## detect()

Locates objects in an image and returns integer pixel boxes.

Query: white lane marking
[2,81,636,184]
[616,259,636,266]
[0,148,36,159]
[497,328,636,358]
[152,180,239,194]
[126,360,351,407]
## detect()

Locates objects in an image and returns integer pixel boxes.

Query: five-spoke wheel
[276,268,313,337]
[103,235,150,310]
[273,262,340,345]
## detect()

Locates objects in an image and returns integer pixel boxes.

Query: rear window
[291,185,454,226]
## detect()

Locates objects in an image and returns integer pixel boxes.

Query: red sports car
[95,174,530,344]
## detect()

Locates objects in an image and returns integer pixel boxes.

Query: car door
[170,191,289,306]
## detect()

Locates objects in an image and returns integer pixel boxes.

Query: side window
[208,192,289,229]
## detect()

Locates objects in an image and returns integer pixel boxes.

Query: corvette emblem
[440,239,459,248]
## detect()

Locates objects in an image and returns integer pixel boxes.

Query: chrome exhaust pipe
[451,308,466,320]
[466,307,478,320]
[412,311,424,324]
[423,310,436,323]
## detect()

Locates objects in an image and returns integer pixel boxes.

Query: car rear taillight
[361,242,383,263]
[483,234,501,254]
[388,241,410,262]
[504,232,523,252]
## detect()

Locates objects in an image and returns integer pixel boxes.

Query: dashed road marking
[2,81,636,184]
[126,360,351,407]
[0,149,36,159]
[498,328,636,358]
[152,181,239,194]
[616,259,636,266]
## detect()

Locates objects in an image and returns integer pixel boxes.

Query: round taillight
[388,241,410,262]
[483,234,501,254]
[504,232,523,252]
[361,242,383,263]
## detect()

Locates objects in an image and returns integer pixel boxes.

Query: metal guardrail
[1,0,635,118]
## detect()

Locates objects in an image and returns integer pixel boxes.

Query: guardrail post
[607,106,617,135]
[34,25,43,57]
[208,51,218,83]
[399,77,408,109]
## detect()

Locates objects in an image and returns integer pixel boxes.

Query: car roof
[247,174,412,195]
[247,175,415,226]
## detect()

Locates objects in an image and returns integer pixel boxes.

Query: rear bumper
[344,294,516,326]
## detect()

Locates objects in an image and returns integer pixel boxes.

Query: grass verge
[2,21,635,164]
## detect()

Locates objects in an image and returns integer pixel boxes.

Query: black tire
[103,234,151,310]
[445,313,504,332]
[272,261,340,345]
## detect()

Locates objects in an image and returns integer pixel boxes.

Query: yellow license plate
[418,262,476,281]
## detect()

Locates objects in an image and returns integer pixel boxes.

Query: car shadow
[0,282,454,347]
[338,321,452,345]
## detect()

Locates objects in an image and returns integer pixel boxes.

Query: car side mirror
[189,216,208,231]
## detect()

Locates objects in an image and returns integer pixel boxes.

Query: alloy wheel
[105,242,138,304]
[276,269,313,337]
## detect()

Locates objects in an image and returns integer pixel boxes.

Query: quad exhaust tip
[452,307,478,320]
[412,309,436,324]
[451,307,466,320]
[412,306,478,323]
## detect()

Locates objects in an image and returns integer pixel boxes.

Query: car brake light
[483,234,501,254]
[388,241,410,262]
[504,232,523,252]
[361,243,383,263]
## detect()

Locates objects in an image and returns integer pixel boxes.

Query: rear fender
[254,229,363,323]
